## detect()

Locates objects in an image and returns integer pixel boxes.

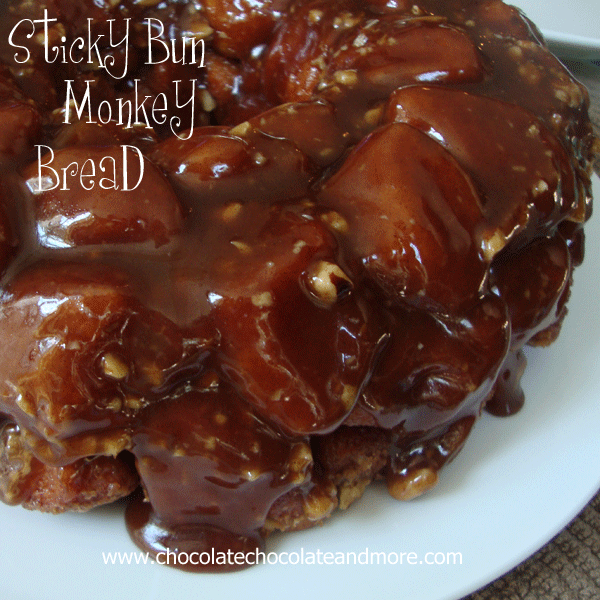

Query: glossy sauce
[0,0,596,571]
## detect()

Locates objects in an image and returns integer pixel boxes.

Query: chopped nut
[336,13,360,29]
[214,413,227,425]
[181,16,214,41]
[220,202,243,223]
[124,397,144,411]
[508,44,523,59]
[518,62,541,85]
[105,397,123,412]
[480,229,508,262]
[363,105,384,127]
[353,33,368,47]
[293,240,307,254]
[304,260,353,306]
[231,240,252,254]
[252,152,267,166]
[387,467,439,501]
[553,80,584,108]
[288,442,312,475]
[100,353,129,381]
[333,69,359,87]
[251,291,273,308]
[320,210,349,233]
[200,89,217,112]
[526,122,540,138]
[311,55,327,72]
[340,384,357,410]
[14,394,35,417]
[271,389,284,402]
[532,179,549,197]
[516,39,539,51]
[100,432,131,457]
[229,121,252,138]
[308,9,324,23]
[244,468,262,482]
[141,362,164,387]
[554,89,569,103]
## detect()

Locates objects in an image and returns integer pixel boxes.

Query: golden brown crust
[0,422,138,512]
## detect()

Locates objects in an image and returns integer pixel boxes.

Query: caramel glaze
[0,0,596,571]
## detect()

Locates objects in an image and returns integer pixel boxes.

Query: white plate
[511,0,600,58]
[2,174,600,600]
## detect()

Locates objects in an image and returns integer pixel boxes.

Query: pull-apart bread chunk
[0,0,596,569]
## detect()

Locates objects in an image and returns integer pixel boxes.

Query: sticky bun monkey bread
[0,0,596,571]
